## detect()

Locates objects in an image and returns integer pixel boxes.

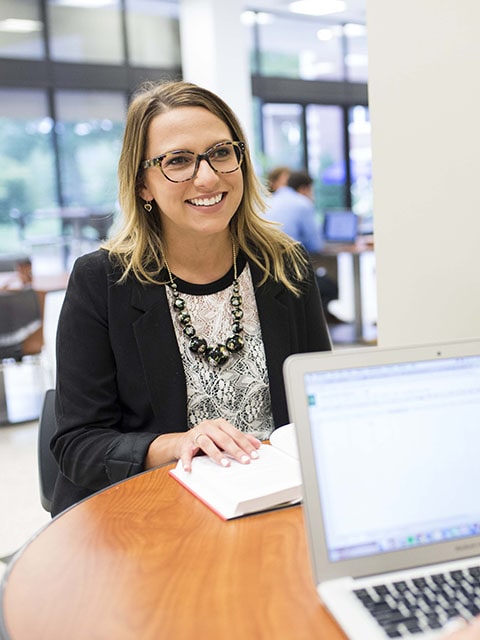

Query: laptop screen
[323,210,358,243]
[304,354,480,562]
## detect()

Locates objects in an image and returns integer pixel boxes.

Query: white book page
[269,423,298,459]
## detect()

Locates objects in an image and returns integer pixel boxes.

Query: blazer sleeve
[52,251,159,493]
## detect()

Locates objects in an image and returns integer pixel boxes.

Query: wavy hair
[104,80,308,294]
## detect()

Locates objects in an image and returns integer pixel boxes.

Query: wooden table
[0,464,346,640]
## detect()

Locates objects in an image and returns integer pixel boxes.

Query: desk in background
[33,206,115,268]
[58,207,114,242]
[0,464,346,640]
[0,272,70,356]
[311,234,375,344]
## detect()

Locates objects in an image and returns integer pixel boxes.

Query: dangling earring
[143,200,153,212]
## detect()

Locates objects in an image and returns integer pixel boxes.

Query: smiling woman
[50,79,332,517]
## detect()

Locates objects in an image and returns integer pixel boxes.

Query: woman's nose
[193,158,220,186]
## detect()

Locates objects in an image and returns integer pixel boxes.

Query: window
[0,0,44,60]
[48,0,124,64]
[348,105,372,222]
[262,103,305,170]
[0,89,57,253]
[125,0,180,68]
[55,90,126,207]
[306,104,346,211]
[257,13,344,80]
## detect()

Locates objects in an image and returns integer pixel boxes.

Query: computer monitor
[323,210,358,243]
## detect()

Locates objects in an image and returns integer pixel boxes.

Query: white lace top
[165,259,274,441]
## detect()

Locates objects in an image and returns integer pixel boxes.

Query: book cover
[169,439,302,520]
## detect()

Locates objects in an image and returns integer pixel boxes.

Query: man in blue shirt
[265,171,323,253]
[265,170,340,323]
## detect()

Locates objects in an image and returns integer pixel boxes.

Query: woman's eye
[211,146,232,161]
[164,154,194,168]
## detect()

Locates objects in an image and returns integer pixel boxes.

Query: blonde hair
[105,80,308,294]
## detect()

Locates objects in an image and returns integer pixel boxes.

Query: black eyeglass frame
[141,141,246,183]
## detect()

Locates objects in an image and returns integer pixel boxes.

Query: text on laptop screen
[304,355,480,562]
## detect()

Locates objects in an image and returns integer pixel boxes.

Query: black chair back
[0,289,41,360]
[37,389,59,512]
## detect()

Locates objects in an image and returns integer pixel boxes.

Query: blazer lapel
[250,261,292,426]
[130,281,187,425]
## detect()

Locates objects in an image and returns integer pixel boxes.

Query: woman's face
[140,106,244,244]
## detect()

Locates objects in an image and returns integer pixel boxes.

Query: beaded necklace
[163,241,244,367]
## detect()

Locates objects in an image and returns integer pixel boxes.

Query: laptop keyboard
[353,565,480,637]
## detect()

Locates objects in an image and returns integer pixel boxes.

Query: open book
[169,425,301,520]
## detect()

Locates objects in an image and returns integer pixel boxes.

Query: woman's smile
[186,192,225,207]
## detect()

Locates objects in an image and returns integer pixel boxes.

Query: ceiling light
[317,28,333,41]
[343,23,367,37]
[241,11,274,26]
[0,19,43,33]
[51,0,116,7]
[289,0,346,16]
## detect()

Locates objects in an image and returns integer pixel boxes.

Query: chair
[0,288,42,360]
[37,388,59,512]
[0,288,45,424]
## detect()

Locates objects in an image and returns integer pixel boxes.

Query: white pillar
[178,0,253,142]
[367,0,480,346]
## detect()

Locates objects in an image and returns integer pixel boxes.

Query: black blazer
[51,249,331,515]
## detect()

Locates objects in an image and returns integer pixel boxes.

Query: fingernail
[251,450,259,459]
[241,455,250,463]
[220,458,230,467]
[443,618,467,633]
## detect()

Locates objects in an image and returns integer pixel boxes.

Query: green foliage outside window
[0,118,56,226]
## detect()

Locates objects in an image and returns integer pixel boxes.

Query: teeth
[189,194,223,207]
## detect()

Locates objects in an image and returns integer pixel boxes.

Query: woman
[51,80,331,516]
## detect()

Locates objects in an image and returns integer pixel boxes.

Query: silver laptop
[283,339,480,639]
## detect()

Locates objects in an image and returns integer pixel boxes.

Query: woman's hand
[145,418,262,472]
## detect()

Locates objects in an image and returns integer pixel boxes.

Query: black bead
[226,334,244,352]
[206,344,229,367]
[232,321,242,333]
[232,308,243,320]
[178,312,191,325]
[184,324,196,337]
[174,297,185,310]
[230,295,242,307]
[190,336,207,354]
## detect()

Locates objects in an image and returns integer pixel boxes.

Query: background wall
[367,0,480,346]
[178,0,253,142]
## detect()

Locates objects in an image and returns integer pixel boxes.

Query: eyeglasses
[141,141,245,183]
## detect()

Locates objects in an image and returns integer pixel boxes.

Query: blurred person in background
[265,166,290,193]
[265,169,341,323]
